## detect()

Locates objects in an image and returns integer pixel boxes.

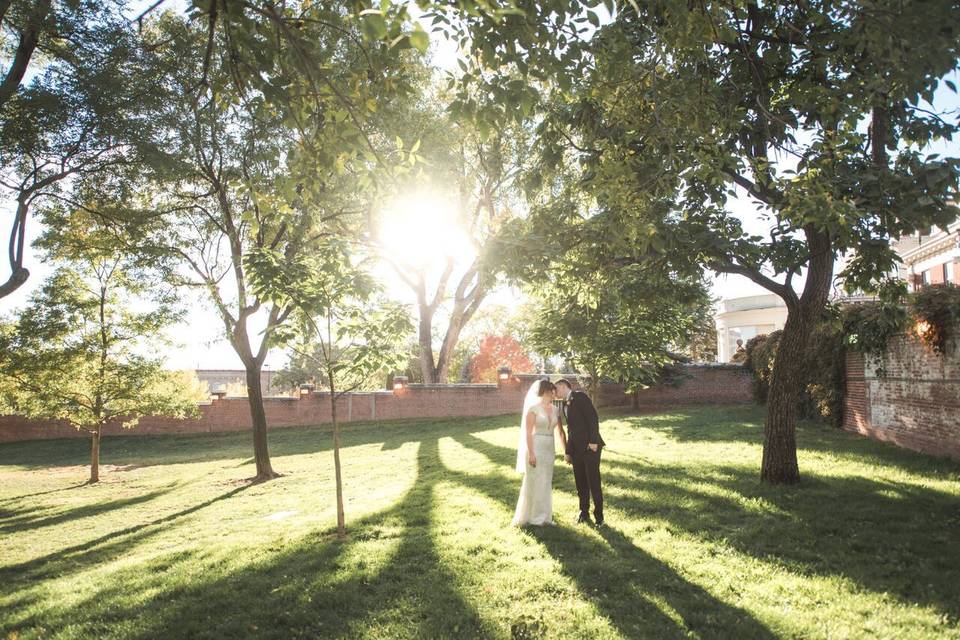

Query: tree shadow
[0,486,176,535]
[445,438,776,639]
[0,482,88,505]
[455,423,960,631]
[630,406,960,479]
[0,415,516,471]
[603,455,960,623]
[6,411,959,638]
[0,482,254,581]
[5,437,494,640]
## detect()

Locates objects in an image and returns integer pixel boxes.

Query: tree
[526,262,710,402]
[686,312,719,364]
[374,82,531,383]
[249,240,411,538]
[446,300,537,382]
[468,334,534,383]
[274,343,389,393]
[89,8,425,482]
[440,1,960,483]
[0,252,202,484]
[0,0,154,299]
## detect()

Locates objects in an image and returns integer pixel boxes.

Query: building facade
[714,294,788,363]
[894,221,960,290]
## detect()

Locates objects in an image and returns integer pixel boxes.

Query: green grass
[2,405,959,639]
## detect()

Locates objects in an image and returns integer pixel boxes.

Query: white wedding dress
[512,402,557,526]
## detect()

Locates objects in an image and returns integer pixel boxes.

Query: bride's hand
[528,453,537,467]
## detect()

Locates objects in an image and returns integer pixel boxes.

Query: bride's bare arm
[555,410,570,462]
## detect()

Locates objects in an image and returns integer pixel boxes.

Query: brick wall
[632,364,752,406]
[844,332,960,460]
[0,366,752,444]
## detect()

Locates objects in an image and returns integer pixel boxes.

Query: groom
[556,379,605,526]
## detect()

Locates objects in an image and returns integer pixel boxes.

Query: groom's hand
[588,443,599,452]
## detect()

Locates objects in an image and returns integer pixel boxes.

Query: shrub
[744,331,780,404]
[743,285,959,428]
[801,314,845,426]
[742,316,845,427]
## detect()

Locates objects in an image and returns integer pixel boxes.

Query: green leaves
[260,237,412,394]
[0,257,197,432]
[409,25,430,54]
[360,11,389,41]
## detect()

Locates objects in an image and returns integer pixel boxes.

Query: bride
[512,379,567,526]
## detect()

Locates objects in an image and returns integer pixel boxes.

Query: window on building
[921,270,931,286]
[946,261,956,283]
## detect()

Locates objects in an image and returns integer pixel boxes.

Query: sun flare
[377,190,476,269]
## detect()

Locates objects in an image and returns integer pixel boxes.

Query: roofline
[898,220,960,263]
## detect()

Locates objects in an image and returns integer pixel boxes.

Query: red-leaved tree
[468,335,534,383]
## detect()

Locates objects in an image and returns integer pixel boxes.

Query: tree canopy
[439,0,960,483]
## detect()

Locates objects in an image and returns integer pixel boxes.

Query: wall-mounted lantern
[299,383,315,398]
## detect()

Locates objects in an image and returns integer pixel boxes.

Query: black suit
[562,390,605,522]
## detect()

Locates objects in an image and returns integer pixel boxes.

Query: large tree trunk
[89,426,101,484]
[433,317,463,383]
[761,312,806,483]
[761,228,834,484]
[418,294,485,384]
[329,377,346,538]
[245,363,277,481]
[417,308,439,383]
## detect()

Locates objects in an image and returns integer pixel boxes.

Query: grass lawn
[2,405,959,639]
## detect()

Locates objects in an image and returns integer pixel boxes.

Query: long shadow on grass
[0,487,175,535]
[0,415,517,472]
[451,433,776,639]
[6,438,493,640]
[0,483,88,505]
[457,425,960,629]
[0,483,252,579]
[603,455,960,623]
[634,406,960,478]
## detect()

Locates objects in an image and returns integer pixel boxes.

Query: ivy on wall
[743,283,959,426]
[911,284,960,354]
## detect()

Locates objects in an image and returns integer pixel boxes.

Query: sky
[2,3,959,370]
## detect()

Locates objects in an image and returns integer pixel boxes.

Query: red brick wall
[633,364,752,406]
[0,366,752,444]
[843,333,960,460]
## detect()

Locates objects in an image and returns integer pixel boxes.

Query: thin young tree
[249,240,411,537]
